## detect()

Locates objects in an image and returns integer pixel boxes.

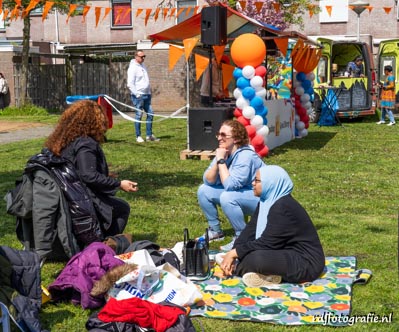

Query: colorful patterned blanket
[190,256,370,326]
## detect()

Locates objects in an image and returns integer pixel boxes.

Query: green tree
[2,0,85,105]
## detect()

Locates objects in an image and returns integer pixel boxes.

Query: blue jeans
[197,184,259,236]
[131,94,153,137]
[381,108,395,123]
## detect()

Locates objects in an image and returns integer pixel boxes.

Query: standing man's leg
[143,95,153,138]
[131,95,144,141]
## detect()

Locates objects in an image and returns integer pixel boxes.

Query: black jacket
[61,137,121,231]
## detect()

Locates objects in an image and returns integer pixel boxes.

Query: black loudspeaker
[189,107,234,150]
[201,6,227,46]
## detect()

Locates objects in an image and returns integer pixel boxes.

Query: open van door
[377,39,399,111]
[314,38,376,118]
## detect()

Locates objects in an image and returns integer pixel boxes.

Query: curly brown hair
[222,119,249,147]
[45,100,108,156]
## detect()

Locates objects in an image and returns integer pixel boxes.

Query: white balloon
[303,101,312,110]
[242,65,255,79]
[295,87,304,95]
[306,72,315,81]
[296,121,305,131]
[250,76,264,89]
[300,94,310,102]
[250,115,264,129]
[255,88,267,99]
[257,125,269,137]
[300,128,308,137]
[295,114,300,122]
[233,88,242,99]
[242,106,256,119]
[236,96,249,109]
[293,80,302,88]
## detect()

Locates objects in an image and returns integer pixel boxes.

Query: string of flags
[0,1,396,27]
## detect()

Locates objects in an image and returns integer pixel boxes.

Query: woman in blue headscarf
[219,165,325,287]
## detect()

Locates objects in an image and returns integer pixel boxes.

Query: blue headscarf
[255,165,294,239]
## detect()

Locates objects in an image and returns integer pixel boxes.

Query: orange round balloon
[231,34,266,68]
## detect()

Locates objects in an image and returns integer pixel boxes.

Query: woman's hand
[120,180,138,192]
[220,249,238,276]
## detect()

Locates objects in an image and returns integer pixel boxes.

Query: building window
[319,0,348,23]
[176,0,196,24]
[112,0,132,27]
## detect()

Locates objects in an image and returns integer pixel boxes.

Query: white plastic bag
[116,249,156,267]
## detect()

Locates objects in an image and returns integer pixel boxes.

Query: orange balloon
[231,34,266,68]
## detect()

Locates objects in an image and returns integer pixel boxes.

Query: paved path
[0,122,54,144]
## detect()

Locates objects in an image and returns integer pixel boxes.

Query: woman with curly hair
[45,100,138,237]
[197,120,265,251]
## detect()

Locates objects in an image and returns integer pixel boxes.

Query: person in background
[45,100,139,237]
[127,50,159,143]
[377,65,396,126]
[200,56,230,106]
[197,120,265,251]
[218,165,325,288]
[345,56,364,78]
[0,73,9,110]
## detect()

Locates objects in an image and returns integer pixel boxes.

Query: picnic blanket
[190,256,371,327]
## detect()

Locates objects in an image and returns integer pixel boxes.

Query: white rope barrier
[103,95,188,124]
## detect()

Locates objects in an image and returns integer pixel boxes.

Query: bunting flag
[193,6,199,15]
[383,7,392,14]
[66,4,77,23]
[82,5,91,22]
[221,62,235,90]
[272,2,280,12]
[115,8,123,24]
[176,8,185,18]
[238,1,246,10]
[10,5,19,20]
[14,0,21,7]
[122,7,131,21]
[23,0,40,18]
[101,7,111,23]
[274,37,289,57]
[95,6,101,27]
[42,1,53,22]
[255,1,263,13]
[169,8,176,17]
[136,8,143,17]
[308,4,315,18]
[194,54,209,81]
[145,8,151,25]
[185,7,192,17]
[213,45,226,64]
[366,6,373,13]
[169,44,184,71]
[325,5,332,17]
[183,37,198,61]
[163,8,168,19]
[154,7,160,21]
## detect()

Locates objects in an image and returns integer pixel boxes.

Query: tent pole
[209,47,213,107]
[186,57,190,149]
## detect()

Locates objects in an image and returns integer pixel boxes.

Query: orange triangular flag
[42,1,54,22]
[213,45,226,64]
[101,7,111,22]
[193,6,199,15]
[255,2,263,13]
[3,9,9,20]
[23,0,40,18]
[66,4,77,23]
[169,44,184,71]
[274,37,289,57]
[95,7,101,27]
[154,7,160,21]
[82,5,90,22]
[9,6,19,21]
[272,3,280,12]
[221,63,235,90]
[383,7,392,14]
[169,8,176,17]
[152,40,160,47]
[176,8,185,18]
[163,8,169,19]
[14,0,21,7]
[136,8,143,17]
[366,5,373,13]
[307,4,315,18]
[325,5,332,17]
[122,8,131,22]
[0,9,3,16]
[183,37,199,61]
[238,1,246,10]
[185,7,192,16]
[194,54,210,81]
[145,8,152,25]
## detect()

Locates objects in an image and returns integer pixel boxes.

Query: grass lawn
[0,112,398,331]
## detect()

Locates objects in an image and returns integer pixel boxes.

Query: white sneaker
[242,272,282,287]
[136,136,145,143]
[219,236,237,251]
[376,121,386,124]
[387,122,396,126]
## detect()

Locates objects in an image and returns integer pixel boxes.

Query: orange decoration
[231,33,266,68]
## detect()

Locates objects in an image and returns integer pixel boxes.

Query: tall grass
[0,113,398,331]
